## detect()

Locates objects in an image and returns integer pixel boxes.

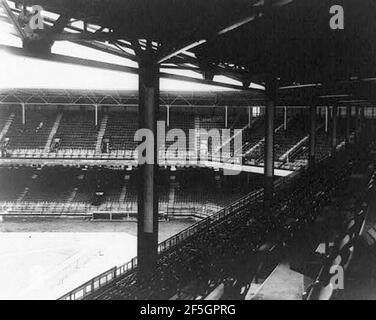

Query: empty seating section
[303,163,373,300]
[199,115,224,131]
[228,114,249,130]
[164,113,196,158]
[83,137,375,300]
[274,116,308,159]
[198,115,239,159]
[245,116,283,162]
[0,167,259,217]
[104,113,138,151]
[173,170,263,212]
[23,168,75,202]
[242,117,265,156]
[0,168,31,201]
[55,112,98,149]
[0,108,355,167]
[169,113,195,133]
[73,170,98,203]
[83,141,369,301]
[5,111,55,149]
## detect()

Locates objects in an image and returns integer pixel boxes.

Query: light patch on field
[0,233,137,300]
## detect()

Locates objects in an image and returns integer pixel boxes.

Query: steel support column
[21,103,25,125]
[325,107,329,133]
[345,106,351,146]
[331,106,338,156]
[225,106,228,129]
[94,104,98,127]
[360,107,365,130]
[167,105,170,127]
[137,53,159,276]
[264,77,277,212]
[309,104,317,169]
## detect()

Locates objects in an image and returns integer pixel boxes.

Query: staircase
[44,113,62,152]
[95,115,109,153]
[279,136,309,162]
[0,113,15,141]
[17,173,38,202]
[67,188,78,203]
[167,182,177,213]
[119,185,128,204]
[245,123,286,156]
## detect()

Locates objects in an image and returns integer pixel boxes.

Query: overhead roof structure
[0,0,374,103]
[0,88,264,107]
[0,87,373,108]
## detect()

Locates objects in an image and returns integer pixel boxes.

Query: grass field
[0,217,193,300]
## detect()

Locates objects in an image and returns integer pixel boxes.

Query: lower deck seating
[0,168,261,218]
[83,139,371,300]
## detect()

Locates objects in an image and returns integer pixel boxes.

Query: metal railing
[60,267,117,300]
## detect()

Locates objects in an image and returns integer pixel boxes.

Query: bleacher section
[104,112,138,151]
[0,108,355,171]
[55,112,98,149]
[65,139,373,301]
[0,167,259,219]
[5,111,55,149]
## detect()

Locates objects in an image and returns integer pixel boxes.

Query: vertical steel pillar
[325,107,329,133]
[22,103,25,125]
[225,106,228,129]
[331,105,338,156]
[94,104,98,127]
[360,107,365,130]
[264,77,277,212]
[137,49,159,276]
[309,103,317,169]
[345,106,351,146]
[167,105,170,127]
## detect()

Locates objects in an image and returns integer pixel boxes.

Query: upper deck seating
[104,112,138,151]
[55,112,99,150]
[5,111,56,149]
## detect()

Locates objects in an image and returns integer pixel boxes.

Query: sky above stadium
[0,13,264,92]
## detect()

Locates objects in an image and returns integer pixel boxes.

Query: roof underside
[5,0,376,103]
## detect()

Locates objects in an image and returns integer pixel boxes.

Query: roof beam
[157,14,257,64]
[0,0,26,39]
[49,13,70,35]
[0,44,263,92]
[157,0,295,65]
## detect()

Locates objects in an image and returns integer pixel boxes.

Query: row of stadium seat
[0,168,257,218]
[0,110,351,169]
[303,169,375,300]
[86,143,360,300]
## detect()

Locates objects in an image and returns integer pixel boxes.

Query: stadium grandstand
[0,0,376,301]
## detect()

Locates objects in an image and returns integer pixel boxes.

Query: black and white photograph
[0,0,375,305]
